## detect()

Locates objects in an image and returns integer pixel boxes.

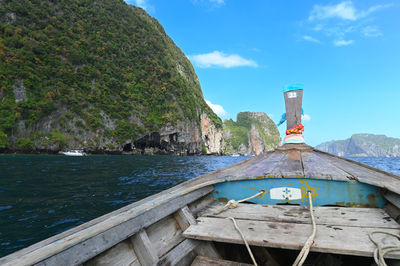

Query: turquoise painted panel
[212,178,385,208]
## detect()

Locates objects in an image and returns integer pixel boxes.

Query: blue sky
[126,0,400,146]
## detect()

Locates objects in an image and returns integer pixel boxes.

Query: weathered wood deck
[183,202,400,259]
[191,256,252,266]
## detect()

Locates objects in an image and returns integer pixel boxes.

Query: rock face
[125,113,223,155]
[0,0,223,154]
[223,112,281,155]
[316,134,400,157]
[200,113,224,154]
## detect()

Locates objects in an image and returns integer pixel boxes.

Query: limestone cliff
[316,134,400,157]
[200,113,224,155]
[223,112,281,155]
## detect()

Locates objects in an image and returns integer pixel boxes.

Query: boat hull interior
[2,147,400,265]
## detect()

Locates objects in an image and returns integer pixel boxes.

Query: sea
[0,154,400,258]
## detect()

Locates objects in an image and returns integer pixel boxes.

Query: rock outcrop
[223,112,281,155]
[119,113,223,155]
[200,113,224,154]
[316,134,400,157]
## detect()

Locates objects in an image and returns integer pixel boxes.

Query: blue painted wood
[212,178,386,208]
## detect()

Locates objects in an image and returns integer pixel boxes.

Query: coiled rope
[369,231,400,266]
[213,190,265,215]
[293,191,316,266]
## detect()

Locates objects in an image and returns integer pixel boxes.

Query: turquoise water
[0,154,399,257]
[0,154,247,257]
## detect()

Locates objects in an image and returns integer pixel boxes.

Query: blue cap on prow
[283,84,304,93]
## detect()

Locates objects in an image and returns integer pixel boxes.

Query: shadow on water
[0,154,247,257]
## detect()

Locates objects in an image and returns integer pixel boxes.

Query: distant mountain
[316,134,400,157]
[223,112,281,155]
[0,0,222,154]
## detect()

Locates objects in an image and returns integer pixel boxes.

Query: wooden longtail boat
[2,87,400,266]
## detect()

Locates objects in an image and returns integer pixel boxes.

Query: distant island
[0,0,280,155]
[316,134,400,157]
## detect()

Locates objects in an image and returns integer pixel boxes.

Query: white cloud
[188,51,258,68]
[309,2,357,21]
[305,2,389,47]
[192,0,226,8]
[308,1,389,21]
[206,100,227,117]
[362,26,382,37]
[302,114,311,121]
[302,35,320,43]
[334,39,354,46]
[209,0,225,6]
[129,0,149,10]
[313,24,324,31]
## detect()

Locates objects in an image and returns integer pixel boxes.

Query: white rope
[213,190,266,215]
[212,191,265,266]
[227,217,258,266]
[293,191,316,266]
[369,231,400,266]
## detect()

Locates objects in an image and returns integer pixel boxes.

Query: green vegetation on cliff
[223,112,281,155]
[0,0,221,151]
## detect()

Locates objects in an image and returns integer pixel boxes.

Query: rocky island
[316,134,400,157]
[223,112,280,155]
[0,0,280,155]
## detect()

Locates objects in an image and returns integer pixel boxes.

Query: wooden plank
[265,151,304,178]
[188,154,263,183]
[158,206,220,266]
[84,240,140,266]
[201,203,400,229]
[175,206,197,230]
[246,152,286,178]
[189,194,216,217]
[1,186,213,266]
[191,256,252,266]
[275,143,313,152]
[174,251,196,266]
[314,151,400,194]
[146,215,184,257]
[314,149,400,180]
[174,206,221,259]
[195,242,221,260]
[384,190,400,209]
[301,151,353,181]
[384,203,400,223]
[158,239,200,266]
[131,230,159,266]
[184,217,400,259]
[230,152,284,178]
[196,152,276,181]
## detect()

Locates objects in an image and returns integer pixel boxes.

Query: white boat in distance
[62,150,87,156]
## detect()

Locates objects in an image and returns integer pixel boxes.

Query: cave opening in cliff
[169,133,178,143]
[123,143,133,152]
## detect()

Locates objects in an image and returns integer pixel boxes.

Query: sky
[126,0,400,146]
